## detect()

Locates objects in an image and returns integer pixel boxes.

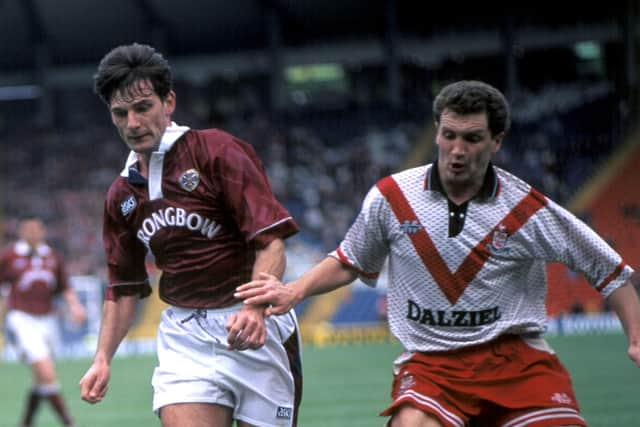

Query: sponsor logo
[550,392,573,405]
[17,269,56,291]
[400,220,422,234]
[120,195,137,216]
[276,406,292,420]
[398,374,415,394]
[489,224,510,252]
[136,207,221,247]
[406,299,501,327]
[179,168,200,192]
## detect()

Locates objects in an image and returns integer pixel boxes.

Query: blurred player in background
[0,215,86,427]
[79,43,302,427]
[236,80,640,427]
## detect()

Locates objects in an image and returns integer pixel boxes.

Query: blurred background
[0,0,639,353]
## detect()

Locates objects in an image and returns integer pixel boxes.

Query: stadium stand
[546,128,640,315]
[0,1,638,350]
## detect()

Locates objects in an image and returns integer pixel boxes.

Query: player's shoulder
[392,164,429,181]
[103,175,138,216]
[184,128,257,158]
[377,164,429,190]
[43,245,64,261]
[0,243,16,259]
[368,165,429,203]
[186,128,244,147]
[186,128,226,143]
[105,175,130,198]
[494,166,541,199]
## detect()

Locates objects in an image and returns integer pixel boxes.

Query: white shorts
[152,305,303,427]
[5,309,60,363]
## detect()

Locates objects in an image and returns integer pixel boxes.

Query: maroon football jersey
[103,128,299,308]
[0,241,69,315]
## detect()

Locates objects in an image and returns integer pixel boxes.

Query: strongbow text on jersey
[137,207,221,247]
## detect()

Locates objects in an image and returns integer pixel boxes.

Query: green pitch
[0,333,636,426]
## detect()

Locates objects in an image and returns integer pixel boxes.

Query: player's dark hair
[433,80,511,137]
[93,42,173,105]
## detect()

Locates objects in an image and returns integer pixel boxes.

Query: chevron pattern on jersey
[376,175,547,305]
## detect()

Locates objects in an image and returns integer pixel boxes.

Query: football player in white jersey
[236,80,640,427]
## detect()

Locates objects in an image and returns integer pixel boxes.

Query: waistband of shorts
[167,303,244,316]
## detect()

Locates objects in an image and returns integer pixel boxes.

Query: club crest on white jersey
[489,224,510,252]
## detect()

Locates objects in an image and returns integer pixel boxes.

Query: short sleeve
[210,136,298,247]
[102,195,151,300]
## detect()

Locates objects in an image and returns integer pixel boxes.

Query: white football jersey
[333,164,633,352]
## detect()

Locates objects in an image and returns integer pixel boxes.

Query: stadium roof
[0,0,633,89]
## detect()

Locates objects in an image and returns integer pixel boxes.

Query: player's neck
[136,154,150,178]
[443,180,482,205]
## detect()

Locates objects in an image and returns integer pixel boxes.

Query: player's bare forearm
[236,272,302,315]
[298,256,359,297]
[80,295,138,403]
[252,238,286,280]
[607,280,640,366]
[225,239,286,350]
[236,256,358,315]
[63,287,87,324]
[93,296,138,364]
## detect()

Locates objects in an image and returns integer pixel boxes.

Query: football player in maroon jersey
[79,43,302,427]
[1,216,86,427]
[236,80,640,427]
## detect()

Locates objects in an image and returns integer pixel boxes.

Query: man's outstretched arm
[226,238,287,350]
[79,295,138,404]
[607,280,640,366]
[235,256,359,316]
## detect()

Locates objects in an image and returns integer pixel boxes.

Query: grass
[0,333,637,426]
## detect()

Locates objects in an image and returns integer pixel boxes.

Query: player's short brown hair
[93,42,173,105]
[433,80,511,137]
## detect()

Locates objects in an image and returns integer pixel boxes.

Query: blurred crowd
[0,79,627,284]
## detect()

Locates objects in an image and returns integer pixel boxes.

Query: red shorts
[381,334,587,427]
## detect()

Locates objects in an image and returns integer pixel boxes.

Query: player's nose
[126,111,142,128]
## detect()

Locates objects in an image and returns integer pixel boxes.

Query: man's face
[435,108,503,189]
[109,79,175,155]
[19,219,46,247]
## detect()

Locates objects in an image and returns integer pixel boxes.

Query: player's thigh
[390,404,444,427]
[6,310,52,362]
[31,358,57,384]
[160,402,233,427]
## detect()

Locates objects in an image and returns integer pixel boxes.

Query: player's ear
[492,131,504,153]
[164,90,176,114]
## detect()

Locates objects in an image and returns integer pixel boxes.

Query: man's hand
[226,304,267,351]
[234,272,299,316]
[70,302,87,326]
[627,340,640,367]
[79,359,110,404]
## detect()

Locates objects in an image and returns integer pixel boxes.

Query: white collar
[120,121,190,177]
[15,240,51,257]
